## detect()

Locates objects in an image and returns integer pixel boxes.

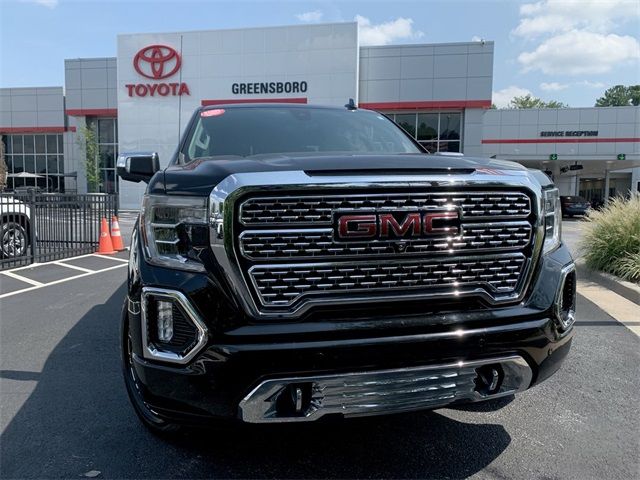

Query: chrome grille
[239,221,532,260]
[240,191,531,225]
[250,254,526,307]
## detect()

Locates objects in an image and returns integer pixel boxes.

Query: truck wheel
[1,221,28,258]
[121,302,182,435]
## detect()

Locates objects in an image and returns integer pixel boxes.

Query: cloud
[540,82,569,91]
[579,80,606,89]
[513,0,640,38]
[21,0,58,7]
[295,10,323,23]
[518,30,640,75]
[355,15,424,46]
[492,86,532,108]
[471,35,483,42]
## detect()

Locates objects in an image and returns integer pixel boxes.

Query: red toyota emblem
[133,45,181,80]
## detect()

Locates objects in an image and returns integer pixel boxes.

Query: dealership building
[1,21,638,209]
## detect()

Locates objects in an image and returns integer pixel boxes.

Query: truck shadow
[0,285,511,479]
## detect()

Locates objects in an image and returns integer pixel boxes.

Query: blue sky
[1,0,638,107]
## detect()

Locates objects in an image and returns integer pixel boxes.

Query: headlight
[542,188,561,254]
[141,195,209,272]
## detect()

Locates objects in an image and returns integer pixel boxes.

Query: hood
[152,153,530,196]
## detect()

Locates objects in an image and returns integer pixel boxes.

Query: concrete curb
[576,260,640,306]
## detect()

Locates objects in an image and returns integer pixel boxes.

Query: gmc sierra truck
[116,103,576,433]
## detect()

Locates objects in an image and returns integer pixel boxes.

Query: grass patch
[580,193,640,283]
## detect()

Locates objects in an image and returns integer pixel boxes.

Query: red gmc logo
[336,211,461,240]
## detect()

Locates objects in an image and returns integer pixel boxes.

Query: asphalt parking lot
[0,217,638,479]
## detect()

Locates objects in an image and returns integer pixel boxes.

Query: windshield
[183,107,421,160]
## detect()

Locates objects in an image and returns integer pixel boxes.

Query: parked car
[116,103,576,433]
[0,196,31,258]
[560,196,591,217]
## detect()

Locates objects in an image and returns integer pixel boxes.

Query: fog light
[555,264,576,331]
[157,300,174,342]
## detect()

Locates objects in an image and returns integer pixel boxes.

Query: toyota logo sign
[126,44,190,98]
[133,45,181,79]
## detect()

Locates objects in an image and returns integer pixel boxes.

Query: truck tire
[120,302,182,436]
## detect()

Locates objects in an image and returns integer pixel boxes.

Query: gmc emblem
[335,210,461,240]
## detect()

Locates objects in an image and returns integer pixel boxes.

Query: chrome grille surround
[209,171,544,320]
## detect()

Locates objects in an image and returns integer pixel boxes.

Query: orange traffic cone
[97,217,116,255]
[110,215,125,251]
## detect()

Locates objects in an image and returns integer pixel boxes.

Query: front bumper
[126,228,575,424]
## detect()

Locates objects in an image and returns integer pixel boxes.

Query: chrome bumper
[238,355,532,423]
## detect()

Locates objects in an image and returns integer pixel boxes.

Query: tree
[507,94,568,109]
[76,125,101,193]
[595,85,640,106]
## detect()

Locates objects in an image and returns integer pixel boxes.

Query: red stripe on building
[0,126,76,134]
[65,108,118,117]
[359,100,492,110]
[482,137,640,144]
[202,97,308,106]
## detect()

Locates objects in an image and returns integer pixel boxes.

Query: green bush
[580,193,640,283]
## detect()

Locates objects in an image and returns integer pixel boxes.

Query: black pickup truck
[116,103,576,433]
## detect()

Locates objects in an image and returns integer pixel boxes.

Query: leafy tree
[507,94,568,109]
[76,125,101,193]
[595,85,640,106]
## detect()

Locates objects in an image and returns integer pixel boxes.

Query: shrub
[580,193,640,283]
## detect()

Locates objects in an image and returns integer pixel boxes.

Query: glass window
[102,170,117,194]
[12,155,24,173]
[99,145,115,169]
[46,134,58,153]
[417,114,439,141]
[395,114,416,138]
[98,119,115,144]
[3,135,11,154]
[13,135,23,154]
[389,111,464,153]
[419,141,437,153]
[439,113,461,140]
[5,154,13,172]
[438,141,460,153]
[23,135,34,154]
[35,135,45,153]
[36,155,47,174]
[47,156,59,174]
[24,154,35,173]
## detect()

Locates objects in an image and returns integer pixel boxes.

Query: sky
[0,0,638,107]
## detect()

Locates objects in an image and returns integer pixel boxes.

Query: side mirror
[116,152,160,183]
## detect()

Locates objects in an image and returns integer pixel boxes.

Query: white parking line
[0,262,127,299]
[1,270,44,287]
[53,261,95,274]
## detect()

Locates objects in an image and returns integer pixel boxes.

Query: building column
[604,169,610,205]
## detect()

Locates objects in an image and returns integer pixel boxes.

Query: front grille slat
[249,254,527,307]
[240,191,531,225]
[239,222,532,260]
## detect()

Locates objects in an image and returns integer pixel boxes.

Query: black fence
[0,193,118,270]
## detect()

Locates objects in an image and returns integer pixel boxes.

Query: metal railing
[0,192,118,270]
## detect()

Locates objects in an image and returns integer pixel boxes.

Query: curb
[576,260,640,305]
